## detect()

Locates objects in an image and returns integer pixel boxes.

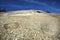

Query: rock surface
[0,10,60,40]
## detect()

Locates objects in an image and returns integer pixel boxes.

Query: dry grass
[0,10,60,40]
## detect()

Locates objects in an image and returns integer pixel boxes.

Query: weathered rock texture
[0,10,60,40]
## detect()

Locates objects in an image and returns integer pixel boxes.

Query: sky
[0,0,60,14]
